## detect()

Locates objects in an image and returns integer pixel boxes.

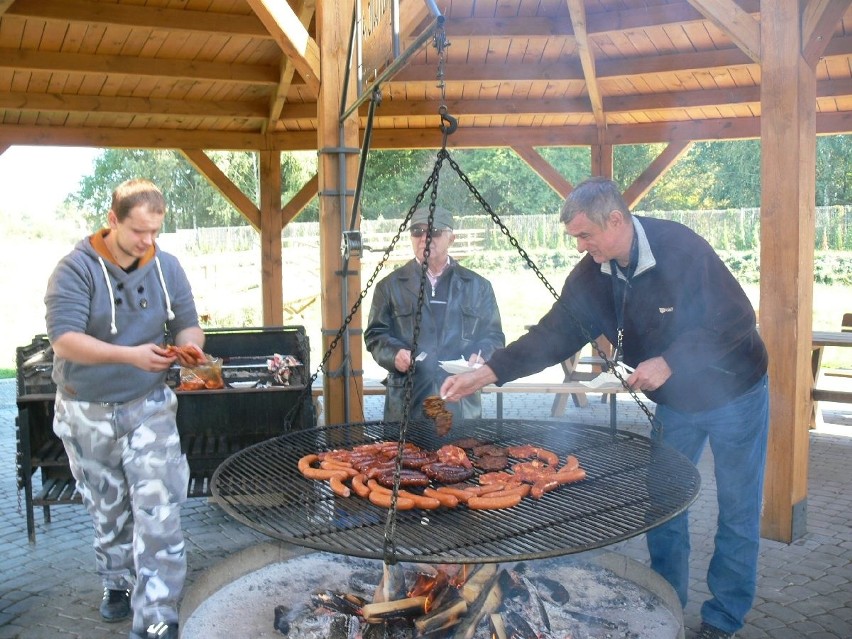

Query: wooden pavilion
[2,0,850,543]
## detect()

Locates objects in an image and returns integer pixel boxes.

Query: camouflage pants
[53,385,189,631]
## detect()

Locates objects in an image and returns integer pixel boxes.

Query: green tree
[67,149,317,230]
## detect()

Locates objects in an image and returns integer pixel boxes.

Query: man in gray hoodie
[45,179,204,639]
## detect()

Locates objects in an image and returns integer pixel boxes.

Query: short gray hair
[559,177,631,227]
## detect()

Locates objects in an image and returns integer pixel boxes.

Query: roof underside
[1,0,851,151]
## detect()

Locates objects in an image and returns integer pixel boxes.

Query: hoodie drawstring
[97,255,175,335]
[97,256,119,335]
[155,256,176,321]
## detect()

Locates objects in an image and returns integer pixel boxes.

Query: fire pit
[180,542,685,638]
[211,419,700,563]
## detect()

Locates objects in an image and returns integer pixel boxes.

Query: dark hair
[110,179,166,221]
[559,177,630,227]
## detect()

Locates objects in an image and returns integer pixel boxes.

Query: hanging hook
[439,104,457,145]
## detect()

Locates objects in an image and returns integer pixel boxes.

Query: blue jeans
[647,374,769,634]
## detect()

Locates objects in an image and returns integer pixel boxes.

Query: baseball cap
[410,206,454,230]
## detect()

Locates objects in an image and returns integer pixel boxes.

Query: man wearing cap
[365,206,505,423]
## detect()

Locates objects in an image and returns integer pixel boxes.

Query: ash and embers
[182,552,681,639]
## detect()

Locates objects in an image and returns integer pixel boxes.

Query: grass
[2,237,850,378]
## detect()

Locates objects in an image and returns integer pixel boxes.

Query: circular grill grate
[211,419,700,564]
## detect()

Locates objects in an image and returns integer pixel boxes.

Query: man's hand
[440,364,498,402]
[140,344,180,372]
[164,343,207,367]
[626,356,671,392]
[394,349,413,373]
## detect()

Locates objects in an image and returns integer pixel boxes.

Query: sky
[0,146,101,218]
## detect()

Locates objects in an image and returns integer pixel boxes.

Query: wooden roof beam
[622,141,694,208]
[566,0,606,135]
[686,0,761,62]
[180,149,261,231]
[268,0,316,132]
[0,92,267,119]
[279,76,852,121]
[4,110,852,152]
[390,34,852,85]
[5,0,270,37]
[0,49,280,85]
[802,0,852,67]
[512,146,573,197]
[438,1,761,40]
[282,174,319,226]
[246,0,321,95]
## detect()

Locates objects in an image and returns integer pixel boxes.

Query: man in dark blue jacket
[441,178,768,639]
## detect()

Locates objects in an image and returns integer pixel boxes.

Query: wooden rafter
[0,50,279,85]
[621,141,694,209]
[686,0,761,62]
[267,0,316,132]
[5,0,268,36]
[282,174,319,226]
[565,0,605,133]
[802,0,852,67]
[438,0,761,40]
[180,150,262,231]
[512,146,573,196]
[246,0,321,95]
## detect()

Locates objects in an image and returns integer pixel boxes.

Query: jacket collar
[600,216,656,280]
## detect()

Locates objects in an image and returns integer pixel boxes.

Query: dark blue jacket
[488,216,767,413]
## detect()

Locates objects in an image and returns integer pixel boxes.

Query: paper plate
[228,381,258,389]
[439,359,483,375]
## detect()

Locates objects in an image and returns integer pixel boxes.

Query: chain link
[442,151,659,431]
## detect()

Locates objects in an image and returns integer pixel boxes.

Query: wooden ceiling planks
[1,0,852,149]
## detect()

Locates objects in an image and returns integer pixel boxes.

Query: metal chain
[382,157,446,564]
[442,151,659,431]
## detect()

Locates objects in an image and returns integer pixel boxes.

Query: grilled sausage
[467,492,523,510]
[368,490,416,510]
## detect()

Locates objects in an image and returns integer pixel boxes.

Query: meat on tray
[298,440,586,511]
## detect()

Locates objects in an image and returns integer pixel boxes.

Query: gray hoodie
[45,233,199,403]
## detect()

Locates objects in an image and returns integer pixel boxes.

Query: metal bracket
[325,368,365,379]
[342,230,363,259]
[321,327,363,336]
[317,146,361,155]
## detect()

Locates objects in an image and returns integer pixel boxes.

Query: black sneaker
[695,622,736,639]
[99,588,130,622]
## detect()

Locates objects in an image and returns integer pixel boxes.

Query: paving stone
[1,379,851,637]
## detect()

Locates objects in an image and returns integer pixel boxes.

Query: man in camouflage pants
[45,179,204,639]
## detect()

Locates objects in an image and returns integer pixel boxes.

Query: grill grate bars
[212,419,700,563]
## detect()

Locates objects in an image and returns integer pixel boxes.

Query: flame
[450,564,469,587]
[410,570,450,613]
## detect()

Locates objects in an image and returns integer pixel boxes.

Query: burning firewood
[361,595,429,624]
[452,567,506,639]
[373,562,408,603]
[413,597,468,635]
[460,564,498,603]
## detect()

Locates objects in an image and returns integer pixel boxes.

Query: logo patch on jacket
[659,307,674,314]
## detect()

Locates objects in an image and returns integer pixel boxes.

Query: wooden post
[591,144,612,178]
[758,0,816,542]
[259,150,283,325]
[317,0,364,424]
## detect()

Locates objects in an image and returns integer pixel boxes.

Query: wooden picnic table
[811,330,852,427]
